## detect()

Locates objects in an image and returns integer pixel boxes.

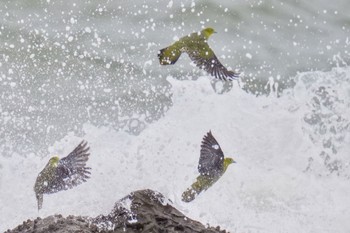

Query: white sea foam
[1,67,350,232]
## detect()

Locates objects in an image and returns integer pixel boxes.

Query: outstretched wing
[198,131,225,177]
[52,141,91,192]
[187,44,240,81]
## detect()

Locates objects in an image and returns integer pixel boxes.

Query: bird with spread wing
[34,141,91,210]
[182,131,236,202]
[158,27,240,81]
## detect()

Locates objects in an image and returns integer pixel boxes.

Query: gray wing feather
[198,131,224,177]
[187,47,240,81]
[51,141,91,192]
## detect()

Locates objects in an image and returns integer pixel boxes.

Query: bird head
[48,156,60,167]
[201,27,216,39]
[223,157,236,171]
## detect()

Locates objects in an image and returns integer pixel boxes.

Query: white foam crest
[1,70,350,232]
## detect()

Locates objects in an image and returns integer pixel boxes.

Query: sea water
[0,0,350,232]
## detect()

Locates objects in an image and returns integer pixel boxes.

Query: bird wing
[158,43,182,65]
[198,131,225,177]
[50,141,91,192]
[187,43,240,81]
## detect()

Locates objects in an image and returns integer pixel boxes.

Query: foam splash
[294,68,350,177]
[1,67,350,232]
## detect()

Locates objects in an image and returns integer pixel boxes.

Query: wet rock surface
[6,189,229,233]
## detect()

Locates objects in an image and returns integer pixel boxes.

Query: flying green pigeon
[182,131,236,202]
[34,141,91,210]
[158,27,240,81]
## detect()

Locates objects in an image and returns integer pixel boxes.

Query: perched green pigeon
[158,27,240,80]
[182,131,236,202]
[34,141,91,210]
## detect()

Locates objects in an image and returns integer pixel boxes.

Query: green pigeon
[158,27,240,81]
[34,141,91,210]
[182,131,236,202]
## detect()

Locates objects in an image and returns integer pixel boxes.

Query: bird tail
[36,193,43,210]
[181,178,209,202]
[158,45,181,65]
[182,187,199,202]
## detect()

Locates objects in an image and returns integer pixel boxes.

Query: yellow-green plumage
[158,28,240,81]
[34,157,59,210]
[34,141,91,210]
[182,132,235,202]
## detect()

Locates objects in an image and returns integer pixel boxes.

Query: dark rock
[6,189,229,233]
[6,214,92,233]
